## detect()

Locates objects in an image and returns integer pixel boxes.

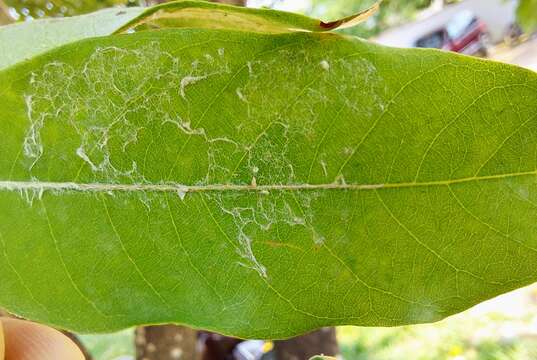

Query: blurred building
[374,0,518,48]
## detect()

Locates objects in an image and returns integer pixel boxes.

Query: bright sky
[246,0,311,12]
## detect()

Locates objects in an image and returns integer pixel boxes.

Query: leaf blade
[0,28,536,339]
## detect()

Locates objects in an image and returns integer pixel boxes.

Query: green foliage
[517,0,537,32]
[1,0,537,339]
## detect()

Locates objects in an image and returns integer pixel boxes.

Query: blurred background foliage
[1,0,535,37]
[0,0,461,37]
[517,0,537,31]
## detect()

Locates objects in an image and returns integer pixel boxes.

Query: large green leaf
[1,5,537,340]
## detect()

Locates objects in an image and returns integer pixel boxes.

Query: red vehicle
[416,11,489,56]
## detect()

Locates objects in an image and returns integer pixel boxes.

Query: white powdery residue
[22,94,43,169]
[120,124,143,152]
[76,146,98,171]
[517,186,530,200]
[217,199,271,279]
[236,88,247,102]
[320,60,330,71]
[23,188,40,203]
[3,179,79,206]
[313,231,326,246]
[343,147,354,156]
[180,75,208,99]
[18,178,45,206]
[207,136,238,145]
[20,43,238,196]
[334,174,347,186]
[237,233,267,279]
[162,118,206,137]
[320,160,328,177]
[176,186,188,201]
[247,61,254,76]
[210,187,323,277]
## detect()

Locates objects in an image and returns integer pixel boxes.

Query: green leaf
[1,9,537,339]
[114,0,381,34]
[0,7,144,71]
[309,356,336,360]
[517,0,537,32]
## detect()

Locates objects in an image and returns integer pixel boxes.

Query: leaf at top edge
[0,7,144,71]
[113,0,381,34]
[0,28,537,339]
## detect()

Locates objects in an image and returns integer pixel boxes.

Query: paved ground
[491,36,537,71]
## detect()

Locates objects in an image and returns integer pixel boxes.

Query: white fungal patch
[177,189,187,201]
[19,44,385,278]
[313,231,326,246]
[23,43,230,185]
[320,160,328,177]
[22,95,43,168]
[210,188,322,278]
[76,146,98,171]
[236,88,247,102]
[334,174,347,186]
[17,183,44,206]
[163,118,206,137]
[180,75,208,99]
[180,49,229,100]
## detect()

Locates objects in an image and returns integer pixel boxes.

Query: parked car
[416,10,489,56]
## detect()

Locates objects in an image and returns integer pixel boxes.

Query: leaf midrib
[1,169,535,194]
